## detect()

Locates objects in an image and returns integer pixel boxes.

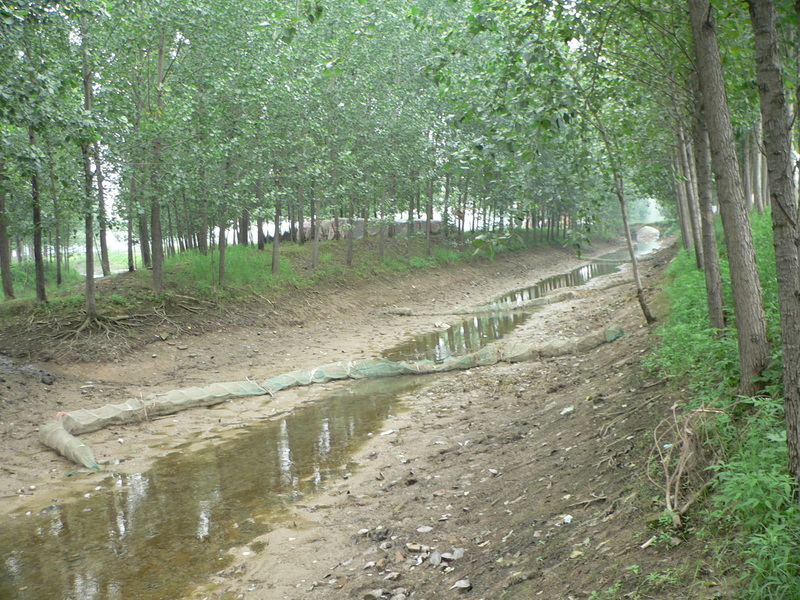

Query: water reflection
[0,376,428,600]
[492,261,622,309]
[382,259,624,363]
[0,246,646,600]
[382,310,530,362]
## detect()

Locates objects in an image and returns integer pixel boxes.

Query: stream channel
[0,246,648,600]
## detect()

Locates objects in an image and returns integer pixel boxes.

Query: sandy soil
[0,240,728,600]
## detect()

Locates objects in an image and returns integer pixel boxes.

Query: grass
[0,229,564,314]
[645,210,800,599]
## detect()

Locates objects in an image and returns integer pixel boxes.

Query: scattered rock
[450,579,472,591]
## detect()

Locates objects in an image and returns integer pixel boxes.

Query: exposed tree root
[647,403,725,527]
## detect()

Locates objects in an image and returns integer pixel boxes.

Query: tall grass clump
[646,211,800,599]
[163,246,301,296]
[9,260,83,298]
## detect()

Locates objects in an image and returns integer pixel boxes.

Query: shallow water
[0,246,644,600]
[0,376,428,600]
[381,256,625,362]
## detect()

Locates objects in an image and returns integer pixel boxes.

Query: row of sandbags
[40,323,624,469]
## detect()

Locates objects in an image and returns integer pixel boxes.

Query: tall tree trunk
[238,207,249,245]
[377,186,386,259]
[29,129,47,304]
[297,181,305,244]
[692,97,726,332]
[92,142,110,276]
[426,178,434,256]
[0,159,14,299]
[752,121,763,211]
[79,15,96,315]
[558,50,654,324]
[139,207,151,269]
[127,174,136,272]
[459,173,469,249]
[748,0,800,493]
[218,219,227,287]
[743,129,753,209]
[311,179,320,268]
[673,152,693,253]
[81,140,97,317]
[689,0,769,395]
[407,170,416,250]
[272,177,282,276]
[47,163,62,286]
[443,172,451,238]
[760,141,769,210]
[173,196,185,253]
[679,126,704,269]
[288,202,296,243]
[346,198,354,267]
[149,29,167,293]
[166,200,176,257]
[256,173,266,251]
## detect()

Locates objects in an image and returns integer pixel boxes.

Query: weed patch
[647,211,800,598]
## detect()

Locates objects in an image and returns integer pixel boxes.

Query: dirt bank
[0,240,725,599]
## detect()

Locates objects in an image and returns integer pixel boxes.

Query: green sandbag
[40,323,627,469]
[39,421,99,470]
[62,380,268,435]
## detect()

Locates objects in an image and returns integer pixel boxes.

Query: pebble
[450,579,471,591]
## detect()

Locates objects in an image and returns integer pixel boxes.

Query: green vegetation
[9,260,82,299]
[646,211,800,599]
[0,232,554,316]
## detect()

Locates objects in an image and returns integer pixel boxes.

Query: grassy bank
[1,231,565,315]
[646,211,800,599]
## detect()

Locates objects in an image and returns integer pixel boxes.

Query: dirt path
[0,240,722,599]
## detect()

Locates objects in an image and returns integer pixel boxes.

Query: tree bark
[558,49,655,324]
[752,120,764,211]
[689,0,769,395]
[218,219,227,287]
[93,142,110,276]
[272,177,282,276]
[238,207,249,245]
[673,151,693,254]
[297,181,306,244]
[256,173,266,251]
[346,198,354,267]
[743,130,753,210]
[79,18,98,316]
[426,178,434,256]
[692,97,726,332]
[679,126,704,269]
[0,159,14,299]
[47,162,62,286]
[29,128,47,304]
[127,173,136,272]
[149,29,167,293]
[748,0,800,492]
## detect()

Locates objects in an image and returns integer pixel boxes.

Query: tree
[746,0,800,493]
[688,0,769,395]
[0,158,14,299]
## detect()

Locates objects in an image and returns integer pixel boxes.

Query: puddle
[382,310,530,362]
[381,255,627,362]
[0,243,651,600]
[0,376,428,600]
[490,261,622,309]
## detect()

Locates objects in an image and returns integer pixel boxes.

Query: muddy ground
[0,241,731,600]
